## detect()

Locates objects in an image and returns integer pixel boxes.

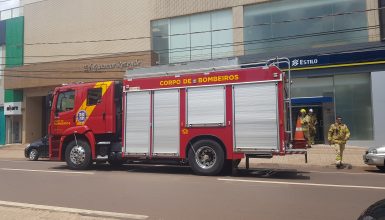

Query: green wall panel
[6,16,24,67]
[5,89,23,102]
[0,107,5,145]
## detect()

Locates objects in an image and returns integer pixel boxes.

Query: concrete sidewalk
[0,144,27,159]
[0,143,368,168]
[248,144,368,169]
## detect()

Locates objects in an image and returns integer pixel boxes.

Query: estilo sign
[4,102,22,115]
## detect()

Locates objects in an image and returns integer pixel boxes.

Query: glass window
[170,16,191,63]
[292,73,374,141]
[291,77,334,98]
[0,10,12,20]
[87,88,102,106]
[244,0,368,55]
[190,13,211,61]
[151,9,233,64]
[212,10,233,59]
[56,91,75,113]
[335,73,373,140]
[151,19,169,64]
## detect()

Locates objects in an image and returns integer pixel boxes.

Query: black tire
[376,166,385,172]
[28,148,39,161]
[188,139,225,176]
[65,139,92,170]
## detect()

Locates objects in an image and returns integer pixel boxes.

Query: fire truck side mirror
[47,93,53,109]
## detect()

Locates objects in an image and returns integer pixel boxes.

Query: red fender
[59,126,96,160]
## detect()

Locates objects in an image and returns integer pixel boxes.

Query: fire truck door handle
[228,121,231,126]
[103,112,106,120]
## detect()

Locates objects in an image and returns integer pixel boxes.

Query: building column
[233,6,244,57]
[367,0,380,42]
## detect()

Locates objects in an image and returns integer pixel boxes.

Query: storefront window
[292,73,374,141]
[291,77,334,98]
[335,73,373,140]
[151,9,233,64]
[244,0,368,55]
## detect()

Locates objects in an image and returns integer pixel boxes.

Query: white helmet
[309,108,313,113]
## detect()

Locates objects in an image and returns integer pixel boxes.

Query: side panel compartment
[124,91,151,155]
[153,89,180,156]
[187,86,225,126]
[233,82,279,151]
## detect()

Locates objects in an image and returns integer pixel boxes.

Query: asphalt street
[0,159,384,220]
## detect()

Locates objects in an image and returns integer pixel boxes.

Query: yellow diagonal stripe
[76,81,113,126]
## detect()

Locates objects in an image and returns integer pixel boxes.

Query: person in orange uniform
[299,109,310,146]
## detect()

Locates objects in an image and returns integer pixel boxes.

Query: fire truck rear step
[243,149,307,169]
[285,149,308,163]
[244,153,273,170]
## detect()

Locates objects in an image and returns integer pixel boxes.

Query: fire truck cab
[49,81,123,169]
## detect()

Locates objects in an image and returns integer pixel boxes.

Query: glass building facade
[291,73,374,141]
[244,0,369,54]
[151,9,233,64]
[241,0,376,143]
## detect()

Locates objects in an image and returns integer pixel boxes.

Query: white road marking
[0,159,63,163]
[0,200,148,219]
[1,168,94,175]
[308,170,384,175]
[218,178,385,190]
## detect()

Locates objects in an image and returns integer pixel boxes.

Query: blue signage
[288,49,385,69]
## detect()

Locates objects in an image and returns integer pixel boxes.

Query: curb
[0,200,148,220]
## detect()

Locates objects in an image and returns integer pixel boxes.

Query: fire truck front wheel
[65,139,92,170]
[188,139,225,176]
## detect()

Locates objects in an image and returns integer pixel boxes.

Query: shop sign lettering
[291,58,318,67]
[84,60,142,72]
[4,102,22,115]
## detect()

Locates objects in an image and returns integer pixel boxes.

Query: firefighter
[307,108,318,146]
[328,116,350,168]
[299,109,310,145]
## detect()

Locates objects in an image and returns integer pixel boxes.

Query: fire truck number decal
[77,110,87,123]
[159,74,239,86]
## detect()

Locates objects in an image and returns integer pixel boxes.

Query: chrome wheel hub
[29,150,37,160]
[195,146,216,169]
[70,145,86,165]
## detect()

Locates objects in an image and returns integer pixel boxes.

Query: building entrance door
[291,96,335,144]
[6,115,22,144]
[292,105,323,144]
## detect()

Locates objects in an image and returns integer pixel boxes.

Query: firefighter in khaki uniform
[328,116,350,168]
[307,108,318,146]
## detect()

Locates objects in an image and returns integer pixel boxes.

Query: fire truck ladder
[269,58,307,163]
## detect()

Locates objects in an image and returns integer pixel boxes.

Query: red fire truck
[49,58,306,175]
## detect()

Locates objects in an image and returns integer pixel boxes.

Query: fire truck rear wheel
[65,139,92,170]
[188,139,225,176]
